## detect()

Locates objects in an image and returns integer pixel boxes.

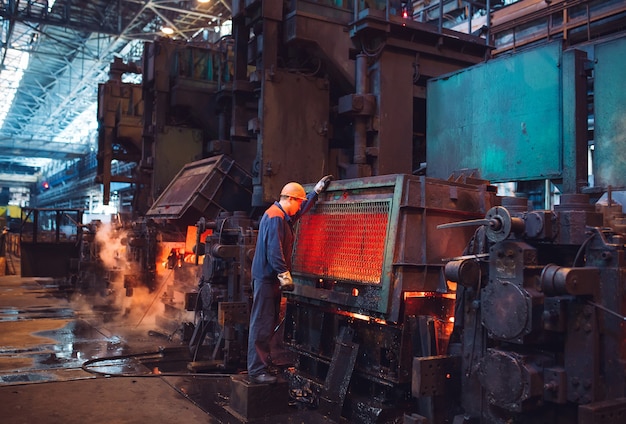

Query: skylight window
[0,0,55,131]
[0,49,30,130]
[55,103,98,144]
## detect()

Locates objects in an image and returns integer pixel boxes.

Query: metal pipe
[486,0,491,43]
[439,0,444,33]
[355,53,367,95]
[354,120,367,165]
[354,54,368,165]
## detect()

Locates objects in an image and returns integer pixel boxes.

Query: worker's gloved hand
[314,175,334,194]
[278,271,294,291]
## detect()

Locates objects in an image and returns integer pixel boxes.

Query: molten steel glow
[403,291,429,299]
[293,201,389,283]
[351,313,370,321]
[334,309,388,325]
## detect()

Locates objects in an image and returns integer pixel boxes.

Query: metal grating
[293,201,389,284]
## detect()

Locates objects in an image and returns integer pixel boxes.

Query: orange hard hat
[280,182,307,200]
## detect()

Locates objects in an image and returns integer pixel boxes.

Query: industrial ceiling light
[197,0,210,3]
[161,26,174,35]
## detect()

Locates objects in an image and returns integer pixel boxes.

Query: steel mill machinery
[93,0,493,376]
[87,1,626,423]
[283,173,498,422]
[143,155,256,369]
[440,194,626,424]
[97,1,491,214]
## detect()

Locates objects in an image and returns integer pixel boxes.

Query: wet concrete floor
[0,273,329,424]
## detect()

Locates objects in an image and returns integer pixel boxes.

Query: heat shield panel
[291,174,497,321]
[146,155,252,227]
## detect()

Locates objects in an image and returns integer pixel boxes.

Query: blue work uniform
[247,191,318,377]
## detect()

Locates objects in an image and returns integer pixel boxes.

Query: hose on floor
[81,349,237,379]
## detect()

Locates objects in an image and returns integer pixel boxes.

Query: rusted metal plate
[411,355,460,398]
[146,155,252,227]
[152,126,205,198]
[259,69,330,204]
[227,375,290,420]
[319,327,358,422]
[579,398,626,424]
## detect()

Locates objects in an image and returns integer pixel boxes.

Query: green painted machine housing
[427,36,626,194]
[594,37,626,188]
[427,42,563,183]
[291,174,497,323]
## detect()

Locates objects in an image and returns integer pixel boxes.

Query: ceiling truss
[0,0,231,182]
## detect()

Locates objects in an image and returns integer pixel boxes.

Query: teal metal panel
[427,42,563,182]
[593,37,626,189]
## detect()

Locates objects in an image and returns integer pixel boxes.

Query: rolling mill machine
[440,195,626,424]
[85,1,626,423]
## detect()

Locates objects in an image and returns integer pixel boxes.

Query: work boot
[249,372,277,384]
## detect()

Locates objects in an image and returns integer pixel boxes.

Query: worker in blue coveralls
[247,175,333,384]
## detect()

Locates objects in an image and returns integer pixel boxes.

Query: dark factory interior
[1,1,626,423]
